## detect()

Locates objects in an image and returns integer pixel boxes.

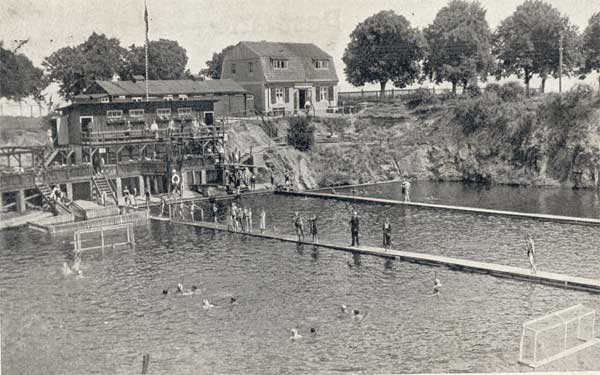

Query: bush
[484,81,524,101]
[287,115,315,151]
[453,92,511,135]
[406,88,439,108]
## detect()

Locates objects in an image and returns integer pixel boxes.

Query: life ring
[171,173,181,185]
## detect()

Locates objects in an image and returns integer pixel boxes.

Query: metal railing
[81,126,224,145]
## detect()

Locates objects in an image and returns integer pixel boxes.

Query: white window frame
[178,94,188,101]
[203,111,215,126]
[100,97,110,103]
[164,95,174,101]
[131,97,143,102]
[80,116,93,132]
[275,88,284,104]
[177,107,192,116]
[272,59,288,69]
[320,87,329,102]
[315,60,329,69]
[129,109,145,118]
[248,62,253,73]
[156,108,171,117]
[106,110,123,119]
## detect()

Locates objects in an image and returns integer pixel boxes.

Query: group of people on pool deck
[227,202,267,234]
[292,209,539,275]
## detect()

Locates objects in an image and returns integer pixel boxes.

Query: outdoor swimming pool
[1,182,599,374]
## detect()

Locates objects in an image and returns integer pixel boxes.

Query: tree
[581,12,600,95]
[423,0,494,94]
[43,33,126,100]
[0,42,45,101]
[493,0,581,95]
[287,115,315,152]
[202,45,235,79]
[342,10,426,97]
[119,39,190,81]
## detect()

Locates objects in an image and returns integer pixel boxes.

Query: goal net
[519,304,598,368]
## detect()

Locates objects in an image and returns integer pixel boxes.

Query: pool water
[1,182,599,374]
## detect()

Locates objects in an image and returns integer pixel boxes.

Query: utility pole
[559,33,563,93]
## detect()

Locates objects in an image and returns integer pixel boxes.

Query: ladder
[92,173,118,205]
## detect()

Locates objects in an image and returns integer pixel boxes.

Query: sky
[1,0,600,103]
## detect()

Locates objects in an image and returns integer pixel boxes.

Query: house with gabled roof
[221,41,339,115]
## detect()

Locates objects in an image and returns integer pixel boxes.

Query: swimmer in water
[290,328,302,340]
[432,276,442,297]
[162,289,168,295]
[177,283,184,293]
[341,304,348,314]
[202,299,215,310]
[230,297,238,305]
[352,309,368,322]
[310,327,317,336]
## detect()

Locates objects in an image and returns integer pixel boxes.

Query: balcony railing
[81,126,224,145]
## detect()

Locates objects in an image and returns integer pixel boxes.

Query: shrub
[484,81,524,101]
[406,88,438,108]
[287,115,315,151]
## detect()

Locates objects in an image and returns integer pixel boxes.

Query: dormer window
[315,60,329,69]
[272,59,288,69]
[100,97,110,103]
[178,94,188,101]
[164,95,174,101]
[132,97,143,102]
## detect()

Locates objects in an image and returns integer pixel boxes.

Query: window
[315,60,329,69]
[231,63,236,74]
[272,59,288,69]
[164,95,174,101]
[178,94,188,101]
[132,97,143,102]
[204,111,214,126]
[100,97,110,103]
[320,87,329,102]
[107,110,123,119]
[178,107,192,117]
[80,116,93,132]
[129,109,145,118]
[248,62,253,73]
[156,108,171,117]
[275,88,284,103]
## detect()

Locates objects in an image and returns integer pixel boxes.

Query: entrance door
[298,89,306,110]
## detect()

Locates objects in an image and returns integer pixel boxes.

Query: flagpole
[144,0,149,101]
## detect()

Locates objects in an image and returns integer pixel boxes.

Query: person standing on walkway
[248,207,253,232]
[212,202,219,223]
[383,217,392,250]
[350,211,360,247]
[284,171,290,191]
[226,206,233,231]
[270,172,275,189]
[145,190,151,211]
[160,196,166,216]
[179,200,185,220]
[309,214,318,244]
[401,180,411,202]
[231,203,238,232]
[525,234,537,274]
[294,212,304,242]
[259,208,266,234]
[190,201,197,221]
[250,173,256,190]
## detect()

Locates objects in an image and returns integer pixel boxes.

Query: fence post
[391,89,394,98]
[361,89,364,98]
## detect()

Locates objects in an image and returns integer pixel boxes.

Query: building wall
[263,83,338,114]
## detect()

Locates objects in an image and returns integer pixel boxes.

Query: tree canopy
[0,42,45,101]
[423,0,494,94]
[581,12,600,93]
[43,33,126,100]
[202,45,235,79]
[493,0,581,94]
[119,39,190,81]
[342,10,426,94]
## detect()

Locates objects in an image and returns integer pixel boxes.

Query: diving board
[277,191,600,226]
[160,218,600,294]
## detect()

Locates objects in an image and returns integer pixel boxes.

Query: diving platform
[277,191,600,226]
[158,218,600,294]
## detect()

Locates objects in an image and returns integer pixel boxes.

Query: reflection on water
[1,181,599,374]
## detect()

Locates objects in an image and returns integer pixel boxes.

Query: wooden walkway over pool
[152,217,600,294]
[277,191,600,226]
